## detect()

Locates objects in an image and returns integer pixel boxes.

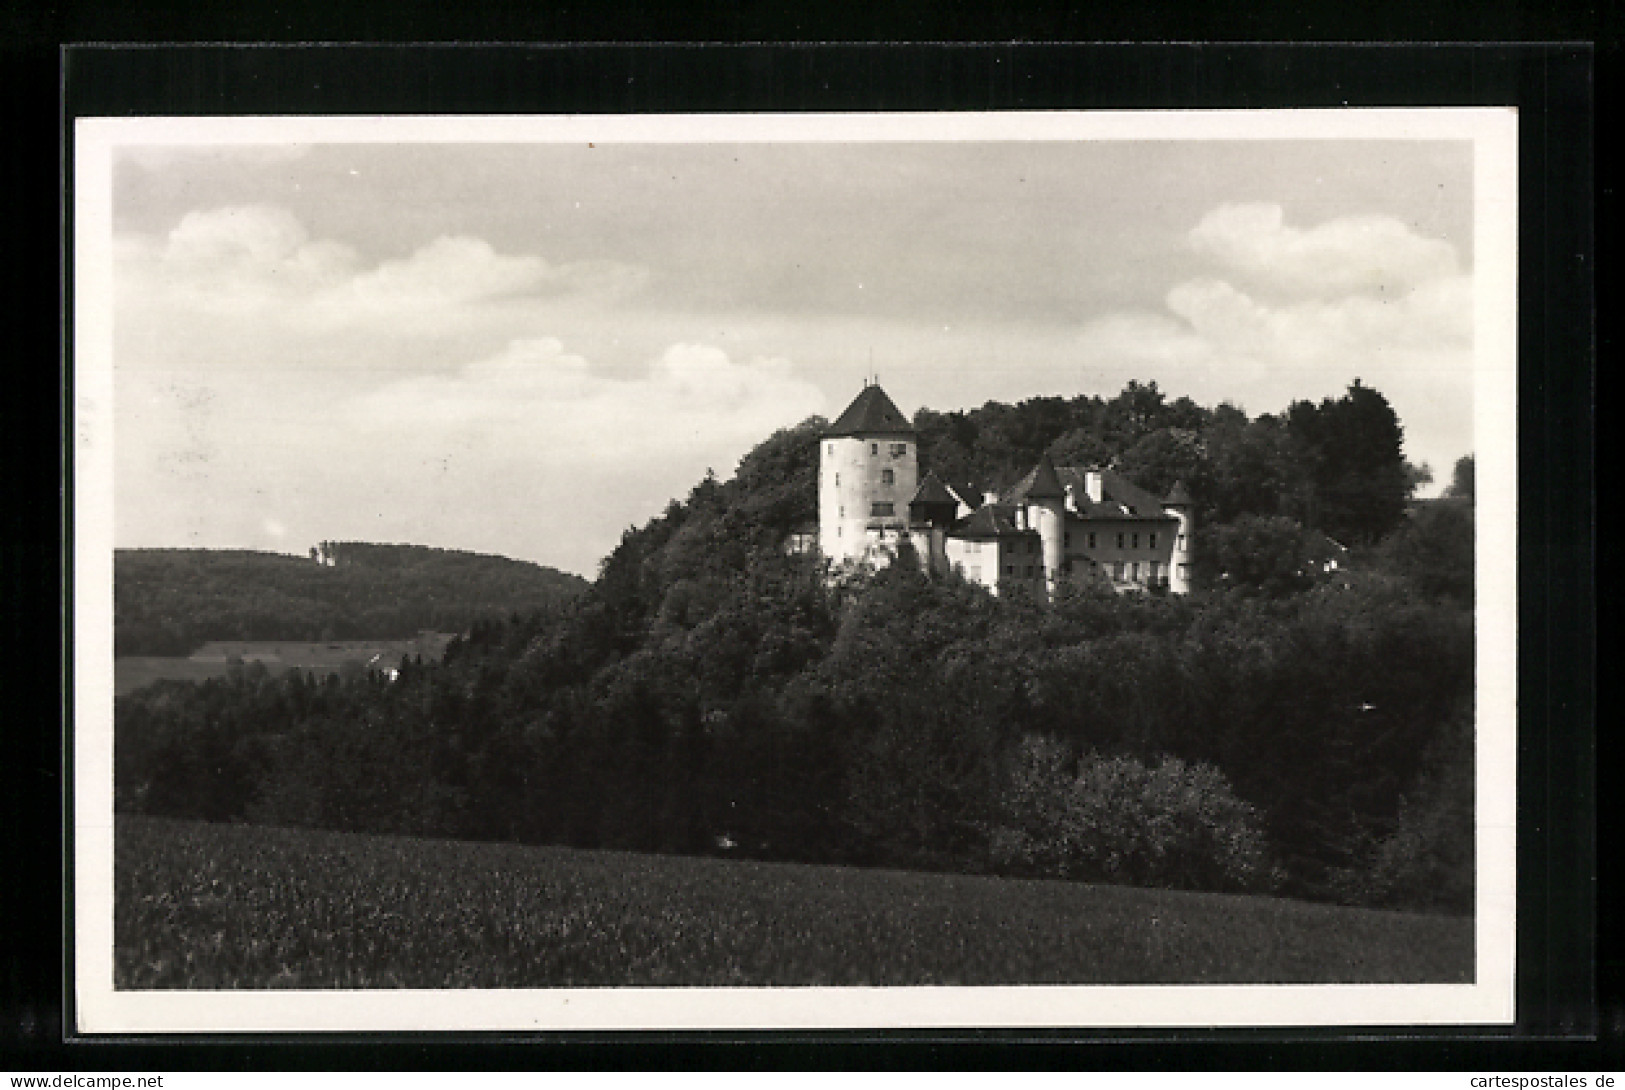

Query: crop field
[114,817,1473,989]
[114,635,457,696]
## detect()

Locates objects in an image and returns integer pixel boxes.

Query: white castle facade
[817,383,1193,596]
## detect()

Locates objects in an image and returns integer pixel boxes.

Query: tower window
[872,443,878,455]
[827,443,833,455]
[1132,532,1140,549]
[1178,534,1186,550]
[835,473,840,486]
[1117,533,1125,549]
[1088,532,1096,549]
[871,502,894,516]
[1149,532,1158,549]
[839,505,845,517]
[891,442,908,458]
[881,469,894,485]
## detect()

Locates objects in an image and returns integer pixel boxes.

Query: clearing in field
[115,817,1474,989]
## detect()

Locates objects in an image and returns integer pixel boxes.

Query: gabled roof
[824,384,916,438]
[948,503,1040,541]
[909,471,958,507]
[1047,466,1177,520]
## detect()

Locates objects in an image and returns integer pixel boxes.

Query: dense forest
[116,381,1477,913]
[115,543,589,656]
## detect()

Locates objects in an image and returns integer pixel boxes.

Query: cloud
[357,339,823,465]
[116,205,647,330]
[1189,202,1460,299]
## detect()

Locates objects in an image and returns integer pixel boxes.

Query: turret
[1164,479,1194,593]
[1006,453,1068,594]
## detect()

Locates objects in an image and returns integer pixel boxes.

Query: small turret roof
[1164,480,1193,506]
[824,384,916,438]
[1007,453,1067,501]
[909,471,958,507]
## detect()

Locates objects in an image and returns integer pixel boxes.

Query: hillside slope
[115,544,588,656]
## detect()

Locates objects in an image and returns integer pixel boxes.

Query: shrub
[989,736,1278,894]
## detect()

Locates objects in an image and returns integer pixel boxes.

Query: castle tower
[819,383,918,567]
[1164,480,1195,593]
[1023,453,1068,593]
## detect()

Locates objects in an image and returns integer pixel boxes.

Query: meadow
[115,635,456,696]
[115,817,1474,989]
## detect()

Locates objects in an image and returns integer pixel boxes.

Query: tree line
[115,544,589,656]
[115,381,1476,914]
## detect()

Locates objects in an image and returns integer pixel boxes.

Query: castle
[817,383,1193,596]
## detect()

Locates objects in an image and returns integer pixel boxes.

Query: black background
[2,12,1605,1072]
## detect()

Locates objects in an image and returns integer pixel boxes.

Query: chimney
[1084,470,1104,504]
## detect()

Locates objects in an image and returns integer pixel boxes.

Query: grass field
[114,816,1474,989]
[115,635,457,696]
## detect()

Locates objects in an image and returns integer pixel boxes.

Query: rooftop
[824,383,917,438]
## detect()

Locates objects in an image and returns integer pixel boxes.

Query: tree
[1379,498,1474,605]
[1445,454,1475,500]
[1193,514,1340,596]
[1286,380,1412,545]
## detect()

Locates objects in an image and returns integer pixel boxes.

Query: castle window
[872,443,878,455]
[871,502,894,517]
[1178,533,1186,550]
[1025,565,1033,578]
[839,505,845,518]
[1178,563,1189,579]
[1130,562,1140,581]
[1117,532,1125,549]
[827,443,833,455]
[891,442,908,458]
[1149,532,1158,550]
[1005,565,1014,577]
[1088,532,1097,549]
[1132,532,1140,549]
[835,473,840,486]
[1065,532,1071,548]
[881,469,894,485]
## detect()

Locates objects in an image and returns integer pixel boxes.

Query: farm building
[817,383,1193,596]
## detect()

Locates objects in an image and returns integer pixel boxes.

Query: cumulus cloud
[116,205,647,329]
[1189,202,1460,299]
[1073,203,1473,447]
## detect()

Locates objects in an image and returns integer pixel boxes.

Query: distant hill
[114,543,588,656]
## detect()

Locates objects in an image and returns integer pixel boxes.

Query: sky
[103,126,1482,578]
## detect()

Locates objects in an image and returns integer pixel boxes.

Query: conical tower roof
[910,471,957,506]
[1008,453,1067,501]
[825,383,916,438]
[1164,479,1193,506]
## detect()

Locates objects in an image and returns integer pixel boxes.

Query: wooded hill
[116,381,1476,914]
[115,544,589,656]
